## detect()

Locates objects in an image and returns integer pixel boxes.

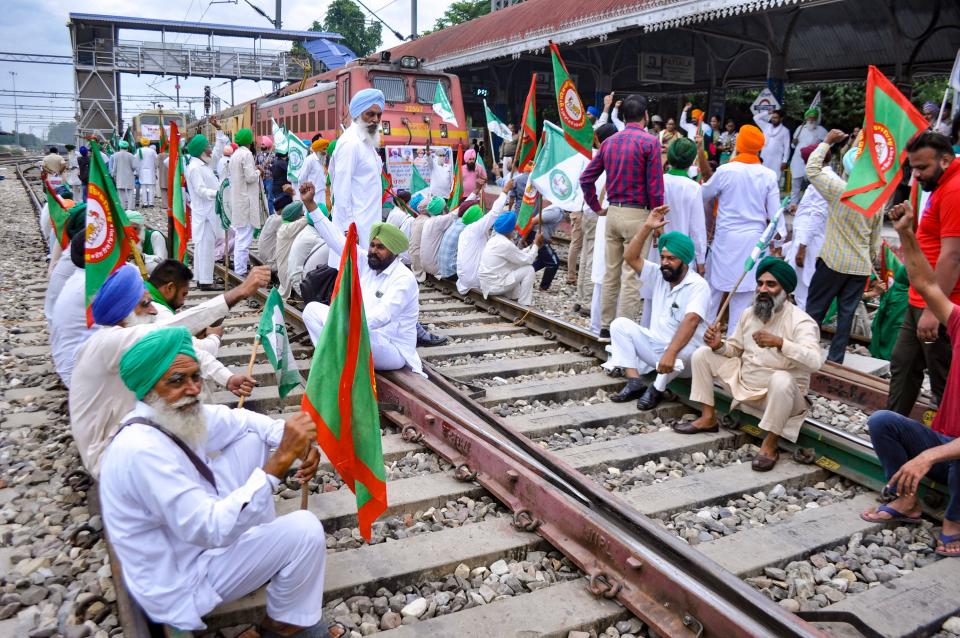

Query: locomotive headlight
[381,121,391,135]
[400,56,419,69]
[439,124,448,138]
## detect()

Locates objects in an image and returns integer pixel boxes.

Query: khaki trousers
[689,346,808,443]
[576,214,597,305]
[600,205,650,328]
[567,211,583,283]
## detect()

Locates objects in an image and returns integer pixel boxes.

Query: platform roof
[68,13,343,42]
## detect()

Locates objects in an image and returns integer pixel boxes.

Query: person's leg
[923,322,954,408]
[590,283,602,334]
[302,302,330,346]
[577,215,596,307]
[790,174,805,206]
[193,220,216,285]
[886,307,927,415]
[600,206,626,329]
[750,371,804,468]
[515,265,536,306]
[804,259,843,325]
[827,273,868,363]
[682,346,730,432]
[567,211,582,284]
[534,244,559,290]
[369,330,407,370]
[203,510,326,630]
[607,317,648,402]
[233,224,254,275]
[263,177,275,214]
[617,208,649,322]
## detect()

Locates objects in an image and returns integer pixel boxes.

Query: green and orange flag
[550,42,593,160]
[43,177,72,249]
[158,121,169,153]
[447,144,464,209]
[515,75,538,172]
[84,140,134,326]
[167,121,190,264]
[841,66,928,217]
[301,223,386,540]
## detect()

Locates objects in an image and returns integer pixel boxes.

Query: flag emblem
[549,169,573,200]
[870,123,896,173]
[289,145,306,174]
[85,184,118,263]
[558,80,586,129]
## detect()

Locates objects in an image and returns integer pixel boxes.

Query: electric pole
[411,0,417,39]
[9,71,19,147]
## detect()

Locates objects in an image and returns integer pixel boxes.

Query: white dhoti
[192,214,218,285]
[708,288,753,337]
[140,184,155,206]
[233,224,255,276]
[485,266,535,306]
[689,346,808,442]
[607,317,694,391]
[119,188,135,211]
[303,302,405,371]
[215,228,235,261]
[199,432,326,628]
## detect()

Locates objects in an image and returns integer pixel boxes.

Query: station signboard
[640,53,695,85]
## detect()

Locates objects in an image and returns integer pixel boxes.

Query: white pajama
[119,188,135,211]
[486,266,535,307]
[709,288,754,337]
[192,215,218,285]
[233,224,255,276]
[303,302,406,371]
[607,318,694,391]
[140,184,155,206]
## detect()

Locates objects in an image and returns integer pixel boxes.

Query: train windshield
[371,76,407,103]
[414,78,441,105]
[140,115,161,126]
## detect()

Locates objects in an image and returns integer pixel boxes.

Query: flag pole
[236,336,259,409]
[300,454,310,510]
[128,239,149,278]
[935,86,950,129]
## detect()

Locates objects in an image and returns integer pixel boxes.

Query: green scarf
[667,167,693,179]
[145,281,173,311]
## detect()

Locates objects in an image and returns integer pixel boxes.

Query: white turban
[349,88,385,118]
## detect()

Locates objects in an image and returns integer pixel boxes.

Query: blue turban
[92,265,145,326]
[587,106,599,118]
[410,193,425,212]
[493,211,517,234]
[349,88,385,119]
[79,146,89,156]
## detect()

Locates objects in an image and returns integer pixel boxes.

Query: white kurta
[701,161,784,293]
[45,252,79,320]
[69,296,235,476]
[789,123,828,177]
[478,233,538,293]
[151,303,222,356]
[100,402,325,631]
[457,193,508,294]
[187,156,222,285]
[50,271,97,387]
[216,156,230,182]
[429,155,452,198]
[307,207,423,375]
[257,214,284,266]
[287,225,325,295]
[228,147,263,229]
[784,171,830,289]
[136,146,158,185]
[297,153,326,202]
[679,111,713,140]
[276,218,308,298]
[111,151,137,190]
[66,151,82,187]
[650,174,708,267]
[752,112,791,177]
[329,124,383,268]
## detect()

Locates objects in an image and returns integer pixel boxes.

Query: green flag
[530,120,590,208]
[433,81,458,126]
[283,129,309,184]
[301,223,386,541]
[841,66,928,217]
[85,140,134,327]
[410,164,429,194]
[170,121,189,265]
[257,288,305,399]
[516,75,537,172]
[447,144,464,209]
[550,42,593,160]
[483,99,511,140]
[271,118,289,155]
[43,177,71,249]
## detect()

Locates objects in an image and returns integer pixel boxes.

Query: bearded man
[678,257,824,472]
[327,88,385,268]
[789,108,827,204]
[69,264,271,476]
[126,210,168,274]
[753,108,791,183]
[100,327,327,635]
[186,134,224,289]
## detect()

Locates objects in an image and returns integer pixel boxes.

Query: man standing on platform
[753,108,791,184]
[135,137,159,207]
[185,134,223,290]
[328,88,385,268]
[579,95,664,338]
[789,108,827,204]
[228,128,263,276]
[111,141,137,210]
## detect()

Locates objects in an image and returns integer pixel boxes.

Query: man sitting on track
[299,182,424,376]
[100,327,329,635]
[146,259,223,355]
[126,210,167,274]
[606,207,710,411]
[70,264,270,476]
[678,257,824,472]
[50,233,91,388]
[860,203,960,557]
[478,210,545,306]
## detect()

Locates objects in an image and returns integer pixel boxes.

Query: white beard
[123,309,156,327]
[144,391,208,451]
[805,122,816,131]
[350,119,381,147]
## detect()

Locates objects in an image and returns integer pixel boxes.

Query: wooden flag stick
[128,239,149,278]
[300,447,311,510]
[712,268,752,331]
[236,336,259,409]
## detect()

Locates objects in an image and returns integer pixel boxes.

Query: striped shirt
[580,123,664,213]
[438,219,466,278]
[805,143,882,276]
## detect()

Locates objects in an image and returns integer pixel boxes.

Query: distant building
[491,0,523,10]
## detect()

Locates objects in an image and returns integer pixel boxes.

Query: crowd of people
[32,78,960,635]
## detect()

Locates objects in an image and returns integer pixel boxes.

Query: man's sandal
[936,532,960,557]
[859,504,924,525]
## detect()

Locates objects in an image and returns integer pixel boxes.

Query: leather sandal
[751,452,779,472]
[672,421,719,434]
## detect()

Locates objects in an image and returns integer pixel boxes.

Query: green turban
[462,205,484,226]
[370,221,409,254]
[119,327,198,400]
[658,231,695,265]
[186,134,209,158]
[281,201,304,223]
[756,256,797,293]
[119,141,130,150]
[66,203,87,240]
[804,107,820,119]
[667,137,698,170]
[235,128,254,146]
[427,196,445,216]
[126,210,145,226]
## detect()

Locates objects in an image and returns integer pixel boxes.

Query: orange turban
[731,124,765,164]
[311,138,330,152]
[691,109,703,121]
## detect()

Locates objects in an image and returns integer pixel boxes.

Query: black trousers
[805,258,867,364]
[887,304,952,415]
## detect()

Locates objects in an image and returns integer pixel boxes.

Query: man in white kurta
[65,145,82,192]
[457,190,510,295]
[679,103,713,140]
[478,211,544,306]
[429,149,453,199]
[135,139,159,206]
[146,259,222,356]
[328,89,386,269]
[111,143,137,210]
[45,232,82,320]
[788,109,828,204]
[782,144,830,310]
[753,109,791,183]
[100,327,325,633]
[698,125,785,335]
[126,210,167,275]
[606,213,710,410]
[228,128,264,276]
[301,183,423,375]
[288,224,327,297]
[50,269,95,388]
[70,265,270,475]
[296,139,327,204]
[186,134,222,288]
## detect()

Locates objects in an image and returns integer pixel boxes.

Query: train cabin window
[308,99,316,109]
[327,108,335,129]
[278,107,284,116]
[415,79,441,105]
[327,94,336,105]
[372,75,406,103]
[309,111,315,131]
[292,103,299,113]
[300,114,306,132]
[267,110,272,120]
[318,110,326,130]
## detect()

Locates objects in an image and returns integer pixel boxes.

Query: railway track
[11,165,960,638]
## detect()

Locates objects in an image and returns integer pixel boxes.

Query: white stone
[400,598,427,619]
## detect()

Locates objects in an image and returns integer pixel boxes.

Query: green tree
[306,0,382,58]
[47,121,77,145]
[423,0,490,35]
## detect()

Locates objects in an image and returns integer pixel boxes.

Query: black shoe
[610,378,646,403]
[197,283,225,291]
[636,386,664,411]
[599,328,611,339]
[416,323,448,347]
[572,303,582,312]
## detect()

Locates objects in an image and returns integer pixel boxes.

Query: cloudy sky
[0,0,456,137]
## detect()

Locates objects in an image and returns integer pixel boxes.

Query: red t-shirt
[931,305,960,437]
[909,159,960,308]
